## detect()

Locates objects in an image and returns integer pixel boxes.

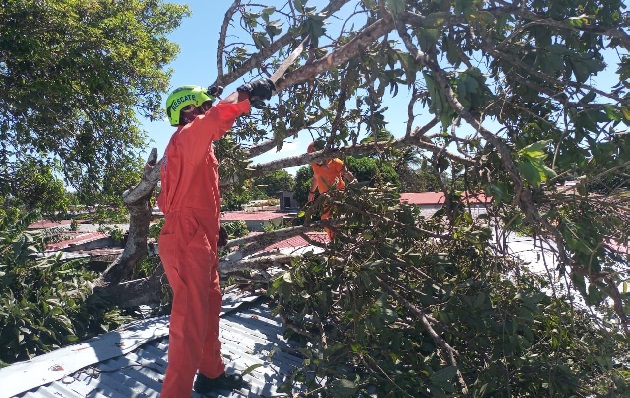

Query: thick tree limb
[244,113,325,158]
[95,150,157,287]
[278,15,396,89]
[219,253,296,275]
[251,119,474,177]
[91,263,165,309]
[213,0,351,88]
[216,0,242,82]
[223,224,320,256]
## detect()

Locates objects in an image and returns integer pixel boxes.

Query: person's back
[158,99,249,216]
[157,80,274,398]
[310,158,346,193]
[307,141,356,241]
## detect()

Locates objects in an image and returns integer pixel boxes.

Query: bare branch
[250,119,474,176]
[216,0,243,82]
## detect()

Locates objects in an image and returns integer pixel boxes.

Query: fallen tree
[51,0,630,395]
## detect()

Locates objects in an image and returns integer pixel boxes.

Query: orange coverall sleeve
[177,100,250,165]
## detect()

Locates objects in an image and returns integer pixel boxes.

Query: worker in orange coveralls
[307,141,357,241]
[157,78,274,397]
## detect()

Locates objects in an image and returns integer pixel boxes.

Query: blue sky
[140,1,625,174]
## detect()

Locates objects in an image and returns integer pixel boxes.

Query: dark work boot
[193,372,244,394]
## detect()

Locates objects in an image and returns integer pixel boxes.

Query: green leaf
[568,17,585,27]
[242,363,264,376]
[331,379,358,396]
[603,105,622,121]
[518,140,551,158]
[466,11,496,26]
[517,160,543,187]
[474,292,486,308]
[431,366,458,382]
[265,21,283,38]
[385,0,405,17]
[444,36,462,66]
[424,12,451,27]
[417,28,440,51]
[293,0,305,13]
[362,0,377,9]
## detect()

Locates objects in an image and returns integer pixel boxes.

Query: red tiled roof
[400,192,491,205]
[400,192,444,205]
[261,232,329,252]
[221,211,285,221]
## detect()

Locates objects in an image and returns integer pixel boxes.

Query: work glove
[237,78,276,108]
[208,85,223,98]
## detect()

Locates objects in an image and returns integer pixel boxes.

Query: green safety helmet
[165,85,216,126]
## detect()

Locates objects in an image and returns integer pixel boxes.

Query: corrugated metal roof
[0,291,305,398]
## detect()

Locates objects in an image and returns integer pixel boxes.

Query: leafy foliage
[272,188,628,397]
[252,169,295,198]
[0,157,70,218]
[217,0,629,395]
[0,0,189,209]
[0,211,132,366]
[293,165,315,208]
[222,220,250,239]
[345,156,400,188]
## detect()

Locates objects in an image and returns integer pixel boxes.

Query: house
[278,190,298,210]
[248,231,329,256]
[399,191,491,218]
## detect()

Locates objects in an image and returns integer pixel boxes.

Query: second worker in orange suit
[307,141,357,241]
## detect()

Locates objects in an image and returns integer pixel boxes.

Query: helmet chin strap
[180,107,200,125]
